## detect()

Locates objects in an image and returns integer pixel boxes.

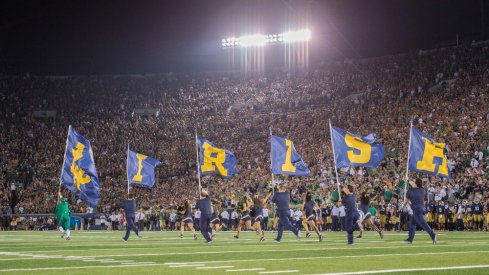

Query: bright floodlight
[221,29,311,48]
[239,34,268,47]
[282,29,311,43]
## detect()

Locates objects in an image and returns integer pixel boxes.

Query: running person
[251,191,272,242]
[210,199,222,237]
[122,195,141,241]
[195,189,213,243]
[356,191,383,239]
[301,192,323,242]
[342,185,360,245]
[234,195,253,239]
[179,199,197,240]
[271,184,300,243]
[405,179,437,244]
[55,192,71,240]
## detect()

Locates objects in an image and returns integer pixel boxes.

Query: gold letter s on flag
[345,134,371,164]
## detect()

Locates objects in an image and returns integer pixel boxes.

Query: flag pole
[58,125,71,204]
[269,126,275,196]
[403,118,413,201]
[127,144,130,196]
[328,120,341,192]
[195,128,202,197]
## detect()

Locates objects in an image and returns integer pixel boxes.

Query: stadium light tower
[221,28,311,48]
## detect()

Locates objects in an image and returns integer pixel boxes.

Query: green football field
[1,230,489,274]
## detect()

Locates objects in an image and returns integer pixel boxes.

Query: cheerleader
[179,200,197,240]
[356,191,383,239]
[301,192,323,242]
[234,195,253,239]
[210,199,222,237]
[251,191,272,242]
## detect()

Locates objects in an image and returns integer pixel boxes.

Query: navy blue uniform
[182,206,193,224]
[473,203,483,215]
[342,194,360,244]
[271,191,299,241]
[241,203,252,222]
[406,188,435,242]
[211,205,220,225]
[254,205,264,222]
[304,201,316,222]
[122,199,140,240]
[436,205,444,215]
[196,196,213,242]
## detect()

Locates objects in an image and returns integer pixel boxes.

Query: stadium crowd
[1,41,489,232]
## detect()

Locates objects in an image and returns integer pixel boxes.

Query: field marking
[9,242,489,257]
[260,271,298,274]
[196,266,235,269]
[307,264,489,275]
[0,264,164,272]
[168,264,205,268]
[164,250,489,265]
[226,268,266,272]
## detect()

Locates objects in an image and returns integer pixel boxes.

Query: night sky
[0,0,486,75]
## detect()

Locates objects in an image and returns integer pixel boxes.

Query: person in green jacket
[55,192,71,240]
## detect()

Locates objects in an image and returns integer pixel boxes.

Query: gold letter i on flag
[132,154,148,182]
[282,139,297,173]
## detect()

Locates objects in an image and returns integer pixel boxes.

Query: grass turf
[0,230,489,274]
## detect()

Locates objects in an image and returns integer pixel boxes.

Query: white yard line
[164,250,489,265]
[226,268,266,272]
[306,264,489,275]
[168,264,205,268]
[259,270,298,274]
[0,264,164,272]
[13,242,487,258]
[196,266,235,269]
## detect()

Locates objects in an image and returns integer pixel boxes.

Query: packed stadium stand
[1,42,488,231]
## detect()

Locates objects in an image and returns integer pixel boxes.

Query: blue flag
[127,146,161,188]
[60,126,100,207]
[271,135,310,176]
[198,138,237,179]
[331,126,385,168]
[408,127,450,178]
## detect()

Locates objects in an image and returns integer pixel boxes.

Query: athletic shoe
[122,238,127,242]
[404,239,412,244]
[319,235,323,242]
[137,234,142,239]
[306,232,311,238]
[356,235,362,239]
[60,234,64,239]
[206,240,213,244]
[66,237,71,241]
[274,239,280,243]
[193,234,197,240]
[432,233,437,245]
[296,230,301,240]
[379,232,384,239]
[233,235,239,239]
[260,236,265,242]
[347,242,355,245]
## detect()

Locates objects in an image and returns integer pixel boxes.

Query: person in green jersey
[55,192,71,240]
